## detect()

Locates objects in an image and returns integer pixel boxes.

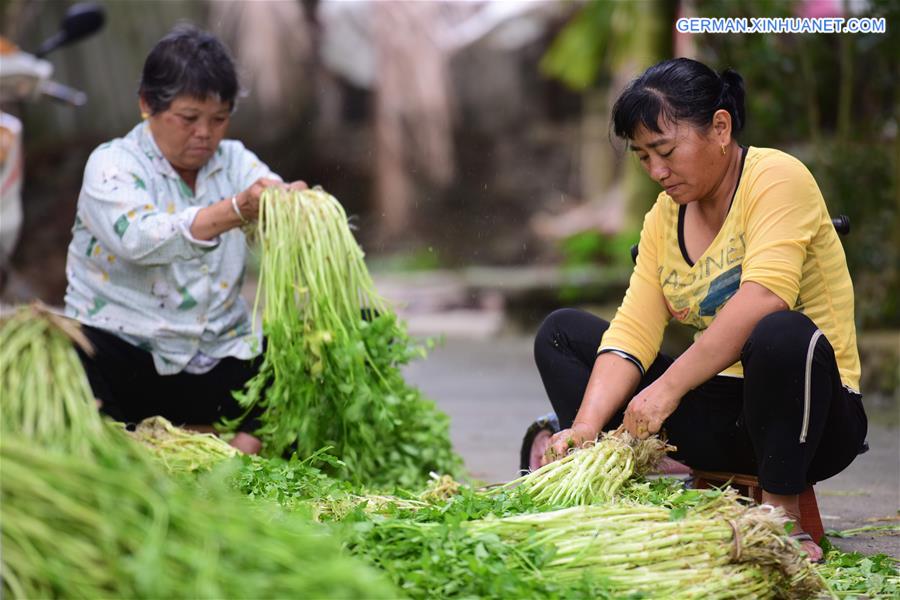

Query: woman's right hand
[234,177,284,222]
[541,421,598,467]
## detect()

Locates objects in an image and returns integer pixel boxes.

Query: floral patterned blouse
[65,121,278,375]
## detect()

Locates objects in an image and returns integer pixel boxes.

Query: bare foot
[230,432,262,455]
[761,490,823,562]
[529,429,553,471]
[797,538,824,562]
[653,456,692,475]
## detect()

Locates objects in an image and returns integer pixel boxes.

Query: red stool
[692,470,825,543]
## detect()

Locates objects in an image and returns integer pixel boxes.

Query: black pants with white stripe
[533,308,868,494]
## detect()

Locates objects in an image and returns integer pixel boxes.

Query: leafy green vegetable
[232,448,355,511]
[336,488,826,599]
[229,188,462,488]
[817,538,900,597]
[339,507,614,599]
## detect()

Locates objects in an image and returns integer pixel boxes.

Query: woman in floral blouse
[65,25,306,454]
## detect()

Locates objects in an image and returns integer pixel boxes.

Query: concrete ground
[404,334,900,557]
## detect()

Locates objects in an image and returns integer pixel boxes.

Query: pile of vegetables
[230,188,461,487]
[336,481,833,599]
[817,541,900,597]
[0,308,396,599]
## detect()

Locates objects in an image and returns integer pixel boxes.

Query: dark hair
[139,25,238,114]
[611,58,745,140]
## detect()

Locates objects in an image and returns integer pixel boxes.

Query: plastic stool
[692,470,825,543]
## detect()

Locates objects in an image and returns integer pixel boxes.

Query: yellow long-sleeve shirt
[600,146,861,392]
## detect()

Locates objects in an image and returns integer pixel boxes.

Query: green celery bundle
[502,432,672,507]
[464,496,826,598]
[231,188,461,487]
[0,439,398,599]
[0,305,126,457]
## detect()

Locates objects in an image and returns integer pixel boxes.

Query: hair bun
[720,68,743,89]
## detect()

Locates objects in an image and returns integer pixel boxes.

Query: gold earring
[721,145,727,156]
[141,112,149,120]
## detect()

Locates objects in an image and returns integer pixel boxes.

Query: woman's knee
[741,310,820,368]
[536,308,585,342]
[535,308,575,365]
[535,309,605,350]
[534,308,609,368]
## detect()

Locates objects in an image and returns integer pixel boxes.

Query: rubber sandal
[518,412,560,473]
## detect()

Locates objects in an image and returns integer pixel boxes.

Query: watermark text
[676,17,886,34]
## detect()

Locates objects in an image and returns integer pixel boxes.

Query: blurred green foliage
[540,1,628,90]
[814,143,898,328]
[557,229,639,304]
[541,0,676,90]
[560,229,640,270]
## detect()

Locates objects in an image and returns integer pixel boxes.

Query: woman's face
[628,116,728,205]
[141,95,231,173]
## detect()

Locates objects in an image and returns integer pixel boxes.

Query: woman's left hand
[623,377,682,439]
[287,180,308,191]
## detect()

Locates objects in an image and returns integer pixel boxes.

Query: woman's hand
[541,421,598,466]
[235,178,309,222]
[623,377,682,439]
[191,178,309,240]
[234,177,283,222]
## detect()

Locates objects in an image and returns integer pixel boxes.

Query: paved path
[404,334,900,557]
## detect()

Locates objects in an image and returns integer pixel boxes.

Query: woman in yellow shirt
[532,58,867,562]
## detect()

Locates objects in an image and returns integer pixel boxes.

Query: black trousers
[533,308,868,494]
[76,325,263,433]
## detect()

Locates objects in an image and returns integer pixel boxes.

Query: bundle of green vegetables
[0,304,124,457]
[127,416,238,474]
[501,431,673,507]
[231,188,461,487]
[0,438,398,599]
[340,485,825,599]
[464,497,826,599]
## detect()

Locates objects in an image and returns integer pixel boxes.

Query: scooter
[0,3,105,291]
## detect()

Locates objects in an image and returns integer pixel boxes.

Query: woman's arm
[190,178,308,241]
[77,149,228,266]
[623,281,786,437]
[543,201,669,463]
[190,141,310,241]
[543,352,641,463]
